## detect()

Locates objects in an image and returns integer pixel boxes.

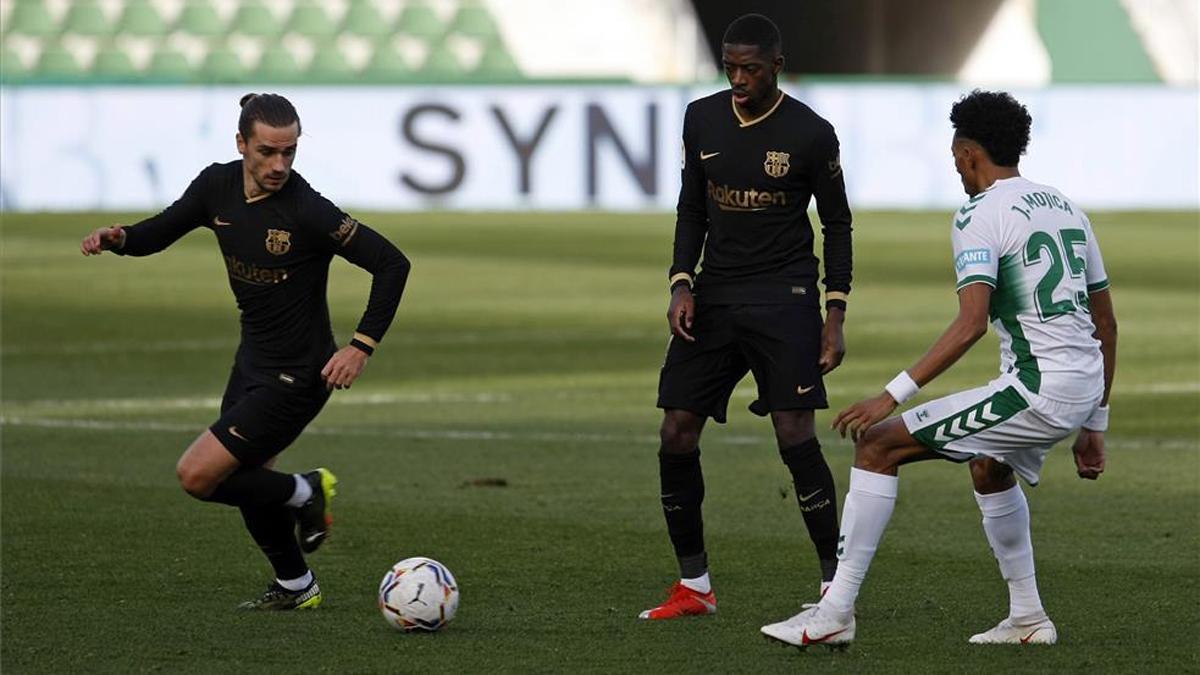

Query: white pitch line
[0,415,770,446]
[0,328,660,356]
[0,338,236,356]
[2,391,513,412]
[736,382,1200,397]
[5,381,1195,416]
[2,415,1195,451]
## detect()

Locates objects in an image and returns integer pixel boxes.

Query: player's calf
[294,468,338,553]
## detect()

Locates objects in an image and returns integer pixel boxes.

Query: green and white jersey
[951,176,1109,403]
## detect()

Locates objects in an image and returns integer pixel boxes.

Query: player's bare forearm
[833,285,989,440]
[906,284,991,387]
[1088,289,1118,406]
[819,308,845,374]
[321,345,369,390]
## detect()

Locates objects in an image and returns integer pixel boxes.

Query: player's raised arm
[90,166,214,258]
[833,282,991,440]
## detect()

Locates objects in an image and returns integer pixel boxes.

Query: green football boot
[238,580,323,610]
[296,468,338,553]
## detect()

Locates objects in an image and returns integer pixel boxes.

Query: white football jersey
[951,176,1108,403]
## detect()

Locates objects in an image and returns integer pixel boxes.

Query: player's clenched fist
[80,225,126,255]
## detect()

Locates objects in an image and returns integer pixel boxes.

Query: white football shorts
[902,373,1102,486]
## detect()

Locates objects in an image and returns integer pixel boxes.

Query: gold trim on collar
[733,91,785,128]
[245,192,273,204]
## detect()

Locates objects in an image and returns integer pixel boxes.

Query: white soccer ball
[378,557,459,632]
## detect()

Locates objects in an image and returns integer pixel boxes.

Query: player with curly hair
[760,90,1117,648]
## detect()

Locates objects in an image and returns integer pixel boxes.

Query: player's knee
[970,458,1015,493]
[176,460,215,499]
[772,412,815,449]
[779,436,822,470]
[660,417,701,454]
[852,426,896,473]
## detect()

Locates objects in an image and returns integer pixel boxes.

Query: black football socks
[659,447,708,578]
[780,438,840,581]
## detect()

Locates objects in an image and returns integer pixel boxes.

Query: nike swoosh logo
[700,151,720,160]
[213,216,231,226]
[228,426,248,441]
[1020,627,1046,643]
[305,532,324,544]
[798,490,822,502]
[802,627,848,644]
[797,385,815,395]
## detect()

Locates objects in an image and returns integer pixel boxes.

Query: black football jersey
[671,91,852,307]
[116,161,410,380]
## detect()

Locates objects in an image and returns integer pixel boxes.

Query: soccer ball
[378,557,459,632]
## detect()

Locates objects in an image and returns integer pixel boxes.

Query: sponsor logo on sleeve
[828,151,842,178]
[955,248,991,271]
[329,215,361,246]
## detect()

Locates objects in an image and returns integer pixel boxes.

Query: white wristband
[1082,405,1109,432]
[884,371,920,405]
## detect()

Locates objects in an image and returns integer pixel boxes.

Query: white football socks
[975,484,1045,621]
[820,467,899,616]
[277,570,313,591]
[285,473,312,508]
[680,572,711,594]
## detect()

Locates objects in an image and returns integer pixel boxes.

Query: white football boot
[968,616,1057,645]
[761,604,855,650]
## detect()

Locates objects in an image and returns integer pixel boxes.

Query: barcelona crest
[265,229,292,256]
[764,150,790,178]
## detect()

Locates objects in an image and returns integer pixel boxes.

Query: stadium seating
[62,1,112,37]
[0,0,526,84]
[92,42,139,79]
[177,2,226,38]
[117,0,169,37]
[7,0,58,37]
[342,0,392,38]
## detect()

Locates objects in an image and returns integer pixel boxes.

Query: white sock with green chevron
[975,485,1045,621]
[819,467,898,616]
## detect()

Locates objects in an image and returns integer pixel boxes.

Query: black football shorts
[209,363,331,466]
[657,303,828,423]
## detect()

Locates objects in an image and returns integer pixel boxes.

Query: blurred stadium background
[2,1,1197,672]
[1,0,1196,211]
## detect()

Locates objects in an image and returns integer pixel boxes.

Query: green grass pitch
[2,210,1197,673]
